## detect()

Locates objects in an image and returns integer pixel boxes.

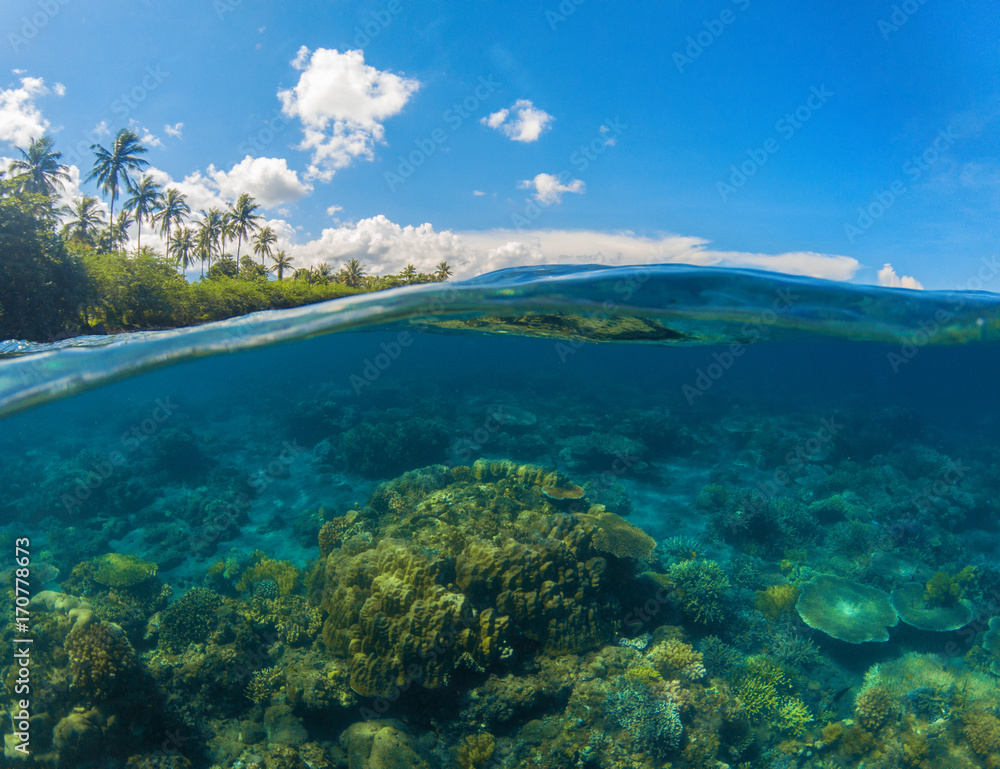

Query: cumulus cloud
[481,99,553,142]
[287,215,861,283]
[519,173,585,204]
[278,47,420,181]
[147,156,311,213]
[877,263,924,290]
[209,155,312,207]
[164,122,184,139]
[0,76,61,147]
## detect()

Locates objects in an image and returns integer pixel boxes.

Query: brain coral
[319,462,648,697]
[796,574,898,643]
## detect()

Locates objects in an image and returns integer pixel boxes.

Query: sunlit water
[2,265,999,769]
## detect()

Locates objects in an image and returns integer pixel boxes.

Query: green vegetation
[0,133,452,342]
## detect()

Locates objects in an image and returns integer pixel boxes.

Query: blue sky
[1,0,998,289]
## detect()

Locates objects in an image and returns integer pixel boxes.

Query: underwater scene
[2,265,1000,769]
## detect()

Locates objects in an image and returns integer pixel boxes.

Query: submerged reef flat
[2,326,1000,769]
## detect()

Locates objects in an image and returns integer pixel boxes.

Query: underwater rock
[890,582,974,632]
[339,720,431,769]
[795,574,899,643]
[29,590,95,630]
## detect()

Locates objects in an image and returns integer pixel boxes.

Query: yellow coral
[854,684,897,731]
[246,666,284,704]
[924,567,974,607]
[755,584,801,621]
[777,697,813,735]
[92,553,158,589]
[963,710,1000,761]
[457,733,495,769]
[579,510,656,560]
[647,638,706,682]
[236,556,299,596]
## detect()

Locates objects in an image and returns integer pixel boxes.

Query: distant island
[0,130,452,343]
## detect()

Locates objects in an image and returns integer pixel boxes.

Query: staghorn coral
[924,566,975,606]
[602,674,683,756]
[243,594,323,646]
[661,558,730,624]
[64,619,139,701]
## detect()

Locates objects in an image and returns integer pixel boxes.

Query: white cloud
[164,122,184,139]
[148,156,311,213]
[287,215,861,283]
[53,82,66,97]
[877,263,924,290]
[326,204,343,216]
[93,120,111,137]
[140,129,162,148]
[209,155,312,208]
[472,190,486,197]
[519,172,585,204]
[0,76,61,147]
[278,47,420,181]
[481,100,554,142]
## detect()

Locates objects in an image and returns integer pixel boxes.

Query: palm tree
[227,192,262,275]
[270,250,294,280]
[122,174,163,251]
[400,264,418,284]
[434,261,453,281]
[152,188,190,245]
[9,136,70,197]
[62,196,104,246]
[196,208,225,276]
[168,227,196,274]
[86,128,149,228]
[313,264,335,284]
[252,226,277,267]
[103,210,131,252]
[341,258,367,288]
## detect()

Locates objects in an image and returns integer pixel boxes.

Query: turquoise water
[2,265,1000,769]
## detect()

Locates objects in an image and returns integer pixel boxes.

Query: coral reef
[795,574,899,643]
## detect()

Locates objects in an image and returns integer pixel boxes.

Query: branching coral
[647,638,706,682]
[663,559,730,624]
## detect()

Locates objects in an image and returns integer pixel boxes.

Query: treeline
[0,131,453,342]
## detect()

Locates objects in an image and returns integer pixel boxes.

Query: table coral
[795,574,898,643]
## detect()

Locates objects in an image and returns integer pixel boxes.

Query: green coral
[663,558,730,624]
[157,587,222,653]
[92,553,158,589]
